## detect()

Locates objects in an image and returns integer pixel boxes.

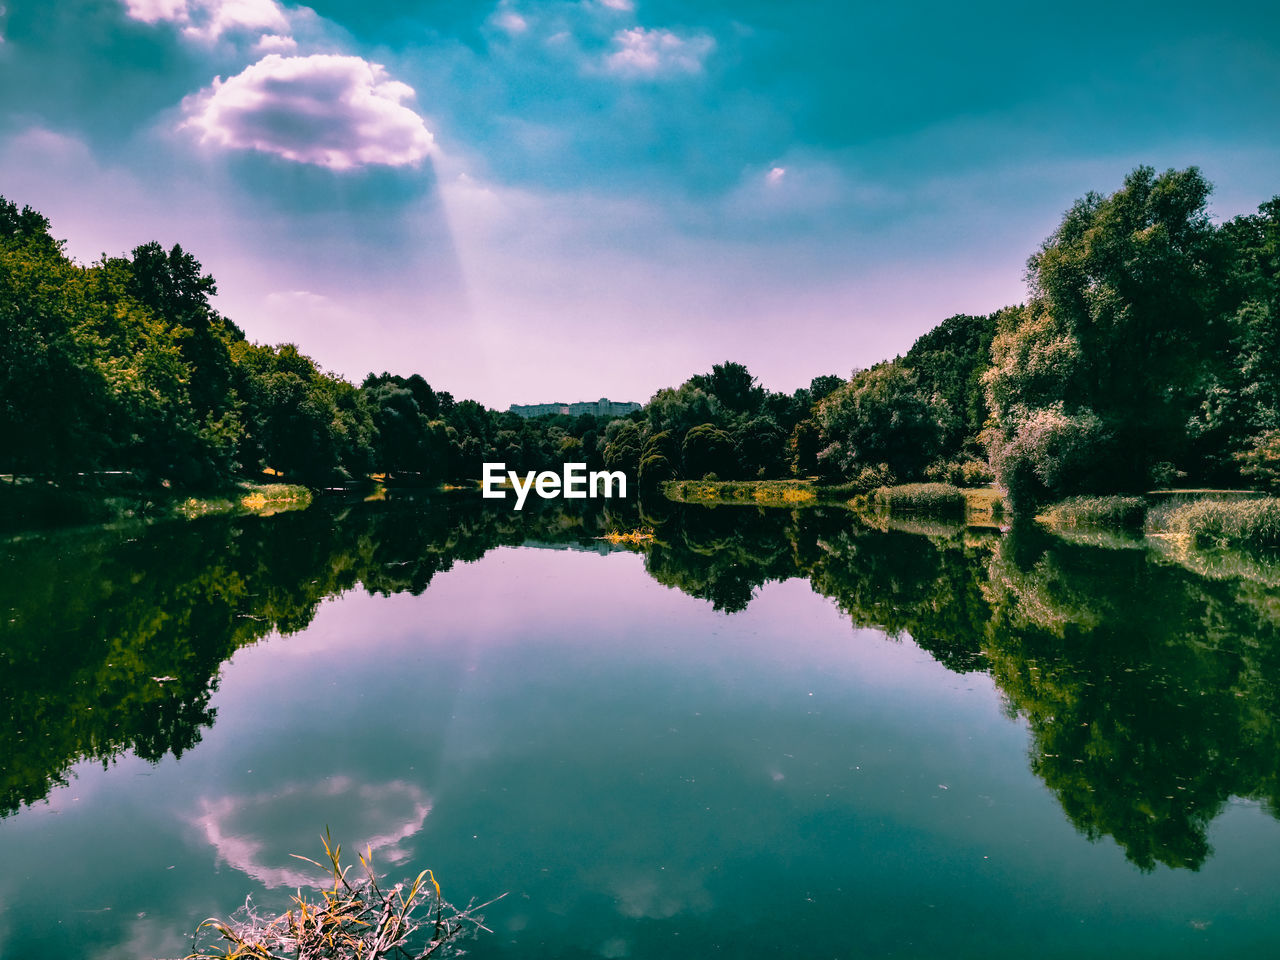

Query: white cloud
[122,0,289,42]
[253,32,297,53]
[183,53,436,169]
[597,0,635,10]
[122,0,188,23]
[766,166,786,185]
[604,27,713,76]
[492,9,527,35]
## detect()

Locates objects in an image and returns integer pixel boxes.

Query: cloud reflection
[194,777,432,888]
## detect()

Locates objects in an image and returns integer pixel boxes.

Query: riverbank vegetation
[3,163,1277,523]
[0,475,311,531]
[1154,497,1280,550]
[868,482,966,518]
[1037,496,1149,531]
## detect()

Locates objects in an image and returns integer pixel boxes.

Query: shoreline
[0,479,314,536]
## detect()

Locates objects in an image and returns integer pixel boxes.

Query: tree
[637,429,679,488]
[602,419,643,478]
[735,416,787,479]
[984,167,1223,505]
[903,312,998,456]
[646,382,717,436]
[808,374,844,404]
[681,423,737,480]
[815,363,947,481]
[689,361,764,417]
[1189,197,1280,482]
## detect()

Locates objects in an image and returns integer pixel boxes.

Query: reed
[186,830,502,960]
[1037,495,1147,530]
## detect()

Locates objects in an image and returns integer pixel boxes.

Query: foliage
[0,196,642,495]
[1236,430,1280,491]
[1187,199,1280,477]
[188,832,500,960]
[788,418,823,476]
[924,458,995,487]
[982,398,1108,512]
[815,363,948,481]
[602,419,643,477]
[681,423,737,480]
[903,311,998,456]
[982,167,1230,505]
[662,478,820,506]
[688,361,764,416]
[5,169,1280,504]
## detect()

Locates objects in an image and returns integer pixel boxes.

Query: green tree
[602,419,643,478]
[903,312,998,456]
[734,416,787,479]
[815,363,947,481]
[681,423,737,479]
[984,167,1223,505]
[689,361,764,417]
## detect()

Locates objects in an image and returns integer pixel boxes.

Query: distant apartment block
[508,397,642,419]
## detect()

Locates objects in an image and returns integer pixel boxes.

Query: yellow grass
[961,487,1006,524]
[601,528,655,544]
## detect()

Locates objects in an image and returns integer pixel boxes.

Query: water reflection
[196,778,432,888]
[2,495,1279,877]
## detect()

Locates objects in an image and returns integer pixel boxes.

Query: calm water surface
[2,498,1280,958]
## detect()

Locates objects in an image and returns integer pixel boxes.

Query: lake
[2,495,1280,958]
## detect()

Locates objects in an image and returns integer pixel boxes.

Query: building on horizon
[508,397,641,419]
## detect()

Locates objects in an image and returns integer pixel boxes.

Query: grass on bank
[1151,497,1280,550]
[867,482,966,519]
[1037,495,1148,531]
[1032,490,1280,551]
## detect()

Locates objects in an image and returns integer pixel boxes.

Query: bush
[1148,461,1187,489]
[924,458,995,487]
[870,482,965,518]
[1162,498,1280,550]
[1038,495,1147,530]
[982,401,1110,511]
[1237,431,1280,492]
[849,462,896,494]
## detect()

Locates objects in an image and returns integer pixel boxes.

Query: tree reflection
[639,504,1280,870]
[0,496,624,816]
[3,497,1280,873]
[983,526,1280,870]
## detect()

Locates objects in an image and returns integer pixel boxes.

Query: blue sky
[2,0,1278,407]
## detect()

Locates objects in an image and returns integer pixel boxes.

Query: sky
[1,1,1278,409]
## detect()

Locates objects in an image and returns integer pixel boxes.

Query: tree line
[2,165,1277,506]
